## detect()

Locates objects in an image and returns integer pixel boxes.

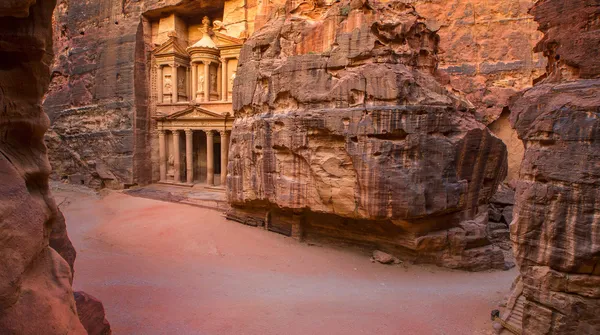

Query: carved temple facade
[151,13,242,187]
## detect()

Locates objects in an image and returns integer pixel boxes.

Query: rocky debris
[505,0,600,333]
[0,0,86,333]
[490,184,516,206]
[486,184,514,252]
[74,291,112,335]
[501,206,514,226]
[228,0,509,271]
[371,251,402,265]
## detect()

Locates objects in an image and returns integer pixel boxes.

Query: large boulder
[507,0,600,333]
[228,0,509,270]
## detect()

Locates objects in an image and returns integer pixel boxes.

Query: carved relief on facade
[164,75,172,94]
[150,13,243,186]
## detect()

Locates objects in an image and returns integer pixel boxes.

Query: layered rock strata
[507,0,600,333]
[0,1,110,333]
[228,0,510,270]
[0,0,85,333]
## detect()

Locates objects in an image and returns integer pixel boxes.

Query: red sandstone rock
[413,0,545,125]
[371,250,401,265]
[50,209,77,276]
[506,0,600,333]
[228,0,509,271]
[0,0,86,333]
[74,291,112,335]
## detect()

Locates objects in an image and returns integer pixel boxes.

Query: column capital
[202,60,212,66]
[219,130,230,136]
[158,129,166,135]
[172,129,181,135]
[205,130,215,138]
[184,129,193,135]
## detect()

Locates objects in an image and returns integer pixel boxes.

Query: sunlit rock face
[0,0,86,333]
[508,0,600,333]
[228,0,510,271]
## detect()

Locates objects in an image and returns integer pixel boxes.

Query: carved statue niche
[210,70,217,93]
[167,154,175,178]
[198,74,205,93]
[164,75,172,94]
[178,75,185,95]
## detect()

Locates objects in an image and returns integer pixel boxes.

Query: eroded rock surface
[413,0,545,124]
[508,0,600,333]
[0,1,110,334]
[74,291,112,335]
[228,0,510,270]
[0,0,86,333]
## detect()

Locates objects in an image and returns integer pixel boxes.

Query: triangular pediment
[166,107,225,120]
[154,36,189,57]
[213,32,244,48]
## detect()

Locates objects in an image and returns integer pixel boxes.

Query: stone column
[185,66,190,101]
[221,58,228,102]
[185,129,193,184]
[203,61,210,102]
[158,130,167,181]
[172,64,178,103]
[157,65,163,104]
[220,130,229,187]
[191,63,197,103]
[173,129,181,182]
[206,130,214,185]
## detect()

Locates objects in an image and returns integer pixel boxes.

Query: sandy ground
[54,186,516,335]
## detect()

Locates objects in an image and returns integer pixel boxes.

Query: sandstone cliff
[0,0,86,333]
[228,0,511,270]
[0,1,110,334]
[506,0,600,333]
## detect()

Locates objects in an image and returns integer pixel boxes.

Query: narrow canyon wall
[228,0,511,270]
[44,0,154,189]
[508,0,600,333]
[0,1,111,334]
[0,0,85,333]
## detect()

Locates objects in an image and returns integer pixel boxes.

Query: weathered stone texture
[0,0,86,333]
[413,0,546,125]
[228,0,510,270]
[74,291,112,335]
[508,0,600,333]
[44,0,151,189]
